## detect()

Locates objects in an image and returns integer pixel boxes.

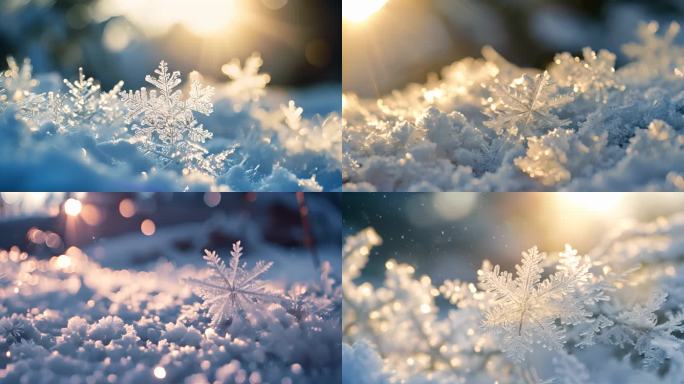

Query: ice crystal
[221,53,271,111]
[478,246,595,361]
[1,57,38,100]
[622,21,683,74]
[120,61,220,172]
[184,241,282,327]
[282,100,304,132]
[61,68,125,136]
[484,71,574,137]
[550,47,624,103]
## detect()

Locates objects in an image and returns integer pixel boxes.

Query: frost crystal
[550,47,624,103]
[484,71,573,137]
[185,241,282,327]
[282,100,304,132]
[622,21,683,74]
[222,53,271,111]
[61,68,125,136]
[121,61,219,172]
[2,57,38,99]
[477,245,594,362]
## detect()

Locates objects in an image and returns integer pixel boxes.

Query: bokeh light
[141,219,156,236]
[203,192,221,208]
[153,366,166,379]
[64,199,83,217]
[81,204,103,226]
[118,199,136,218]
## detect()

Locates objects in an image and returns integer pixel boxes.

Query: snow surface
[0,56,341,192]
[343,21,684,191]
[0,213,341,383]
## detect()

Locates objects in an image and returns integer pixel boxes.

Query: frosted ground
[343,21,684,191]
[0,207,342,383]
[342,214,684,383]
[0,55,341,191]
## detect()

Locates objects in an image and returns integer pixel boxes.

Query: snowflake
[606,290,684,370]
[185,241,282,327]
[622,21,683,73]
[120,61,217,172]
[484,71,573,137]
[61,68,125,136]
[550,47,625,103]
[221,53,271,111]
[15,91,63,130]
[287,261,338,321]
[2,57,38,100]
[477,245,594,362]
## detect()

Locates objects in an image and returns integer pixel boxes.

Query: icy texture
[343,21,684,191]
[343,216,684,383]
[0,54,341,191]
[0,237,341,383]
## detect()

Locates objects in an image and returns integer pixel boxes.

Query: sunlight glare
[343,0,388,23]
[99,0,238,37]
[557,193,624,213]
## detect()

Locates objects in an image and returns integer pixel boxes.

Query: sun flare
[343,0,389,23]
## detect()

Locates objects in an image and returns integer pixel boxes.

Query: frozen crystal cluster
[342,215,684,383]
[343,21,684,191]
[0,54,341,191]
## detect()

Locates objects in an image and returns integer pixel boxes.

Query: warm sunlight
[98,0,239,36]
[558,192,624,213]
[343,0,388,23]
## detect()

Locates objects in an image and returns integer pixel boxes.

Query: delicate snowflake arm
[145,61,181,100]
[187,80,214,115]
[203,249,231,287]
[238,260,274,288]
[229,241,242,286]
[120,88,150,122]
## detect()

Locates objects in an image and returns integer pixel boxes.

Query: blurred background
[344,192,684,283]
[0,0,341,89]
[343,0,684,96]
[0,192,341,275]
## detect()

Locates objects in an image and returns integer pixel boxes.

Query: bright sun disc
[343,0,388,23]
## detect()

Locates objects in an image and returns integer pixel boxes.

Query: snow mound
[0,55,341,191]
[343,21,684,191]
